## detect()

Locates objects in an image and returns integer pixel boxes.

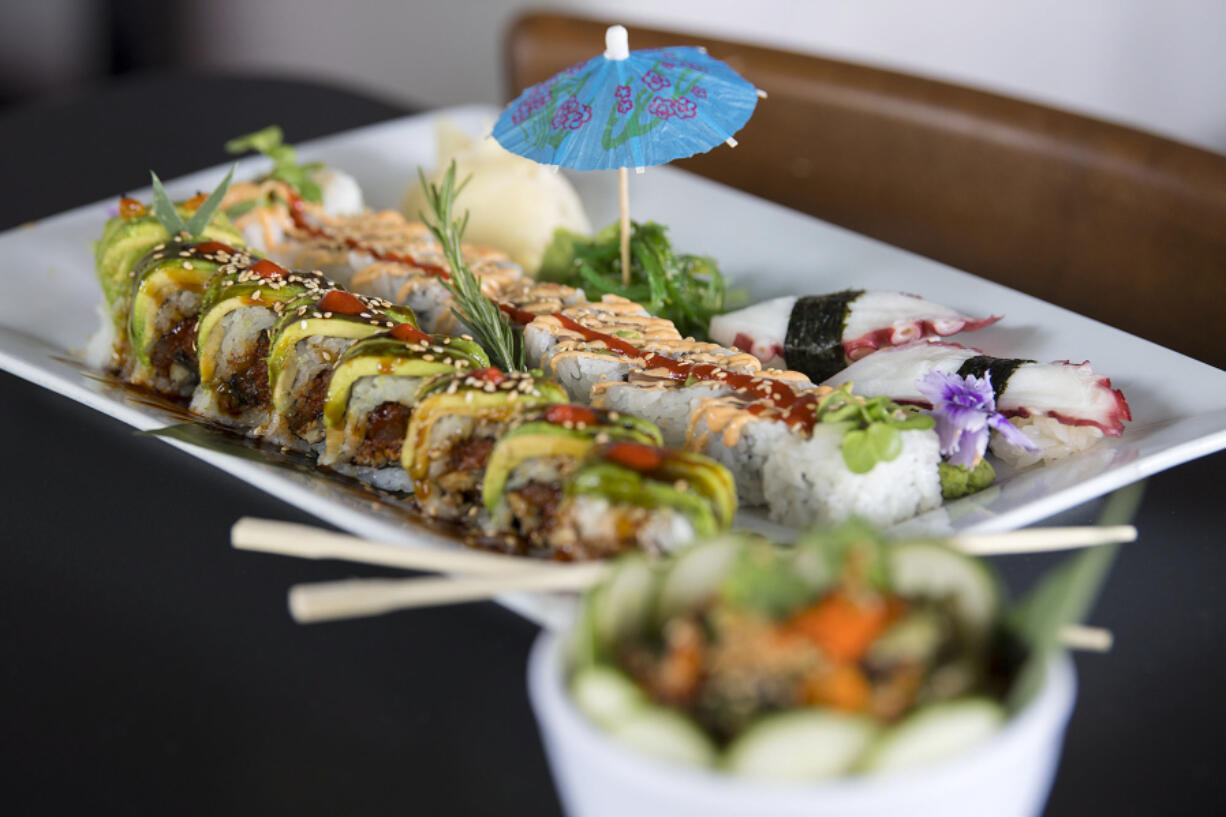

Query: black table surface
[2,73,1224,816]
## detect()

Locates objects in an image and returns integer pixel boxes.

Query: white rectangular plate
[3,105,1225,627]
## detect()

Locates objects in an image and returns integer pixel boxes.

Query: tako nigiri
[710,290,1000,382]
[823,340,1131,466]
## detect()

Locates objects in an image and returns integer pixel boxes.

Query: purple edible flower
[916,370,1039,467]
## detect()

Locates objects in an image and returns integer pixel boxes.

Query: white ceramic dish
[528,630,1076,817]
[1,105,1224,627]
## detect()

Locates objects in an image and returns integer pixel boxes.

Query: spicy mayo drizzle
[287,193,451,280]
[288,202,823,433]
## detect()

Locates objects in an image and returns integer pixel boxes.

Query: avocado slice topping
[322,334,489,427]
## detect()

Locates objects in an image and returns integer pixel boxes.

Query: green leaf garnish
[815,384,934,472]
[1005,481,1143,711]
[720,542,814,618]
[418,161,524,372]
[184,165,234,238]
[795,519,891,591]
[149,171,188,236]
[225,125,323,203]
[149,166,235,240]
[538,220,727,340]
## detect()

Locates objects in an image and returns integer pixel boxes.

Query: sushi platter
[1,104,1225,635]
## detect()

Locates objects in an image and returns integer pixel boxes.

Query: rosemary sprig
[149,165,235,239]
[418,161,524,371]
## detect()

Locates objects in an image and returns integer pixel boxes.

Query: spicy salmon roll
[400,368,568,520]
[261,286,418,450]
[480,404,663,545]
[89,195,242,372]
[317,325,489,490]
[542,441,737,560]
[122,238,245,396]
[191,259,331,428]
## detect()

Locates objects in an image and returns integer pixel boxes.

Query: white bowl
[528,631,1076,817]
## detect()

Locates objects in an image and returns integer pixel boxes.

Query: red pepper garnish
[604,441,663,472]
[389,323,431,345]
[544,404,598,427]
[471,367,506,385]
[183,192,208,211]
[250,259,288,280]
[194,240,236,256]
[318,290,367,316]
[119,197,147,219]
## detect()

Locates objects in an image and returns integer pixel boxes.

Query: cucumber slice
[594,556,658,650]
[610,706,718,768]
[656,536,743,622]
[858,698,1005,775]
[565,590,602,670]
[791,544,834,593]
[889,541,1000,640]
[571,665,648,730]
[725,711,880,781]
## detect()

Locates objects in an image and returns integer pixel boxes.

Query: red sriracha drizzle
[604,441,663,472]
[250,259,288,279]
[193,240,236,256]
[318,290,367,316]
[286,192,451,280]
[544,404,598,427]
[472,367,506,385]
[389,323,431,345]
[296,213,822,433]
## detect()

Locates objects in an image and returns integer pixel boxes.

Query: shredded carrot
[803,663,871,712]
[785,590,899,663]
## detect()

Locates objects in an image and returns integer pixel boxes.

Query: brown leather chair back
[506,13,1226,368]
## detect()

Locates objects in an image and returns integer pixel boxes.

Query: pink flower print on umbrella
[551,96,592,131]
[642,70,670,91]
[648,96,676,119]
[614,85,633,114]
[674,97,697,119]
[691,86,707,99]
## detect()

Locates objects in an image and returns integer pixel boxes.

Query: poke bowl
[527,528,1081,817]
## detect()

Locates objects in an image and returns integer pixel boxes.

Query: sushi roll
[261,286,418,450]
[90,196,242,371]
[318,325,489,490]
[400,368,568,520]
[481,404,663,544]
[823,340,1131,466]
[591,367,812,449]
[123,238,244,396]
[710,290,999,382]
[544,441,737,560]
[543,337,765,406]
[684,393,796,507]
[523,296,682,368]
[191,259,331,428]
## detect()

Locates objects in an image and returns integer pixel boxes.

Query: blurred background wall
[3,0,1224,154]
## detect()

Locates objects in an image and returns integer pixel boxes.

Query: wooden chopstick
[949,526,1137,555]
[288,564,608,623]
[287,570,1115,655]
[233,517,1138,577]
[231,517,574,575]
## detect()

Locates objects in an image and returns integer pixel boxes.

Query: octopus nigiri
[821,340,1131,466]
[710,290,1000,383]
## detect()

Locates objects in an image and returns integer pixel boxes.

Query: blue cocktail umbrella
[493,25,763,282]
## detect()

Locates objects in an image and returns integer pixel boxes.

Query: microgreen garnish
[225,125,323,203]
[815,384,935,474]
[149,165,234,240]
[418,161,524,372]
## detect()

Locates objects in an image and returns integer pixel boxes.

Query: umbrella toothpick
[619,166,631,286]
